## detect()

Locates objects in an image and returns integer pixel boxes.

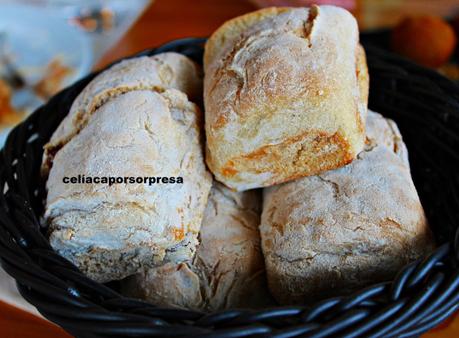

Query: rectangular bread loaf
[123,183,273,311]
[43,54,212,282]
[260,110,435,304]
[204,6,369,191]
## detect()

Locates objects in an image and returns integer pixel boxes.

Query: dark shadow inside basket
[1,36,459,337]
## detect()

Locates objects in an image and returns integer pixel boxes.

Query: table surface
[2,0,459,337]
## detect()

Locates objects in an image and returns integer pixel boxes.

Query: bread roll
[44,55,212,282]
[204,6,368,191]
[260,111,434,304]
[123,183,273,311]
[42,52,202,174]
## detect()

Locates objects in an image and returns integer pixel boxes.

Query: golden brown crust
[204,6,367,191]
[210,130,353,188]
[356,44,369,133]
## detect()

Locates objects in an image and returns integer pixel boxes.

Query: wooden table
[2,0,459,337]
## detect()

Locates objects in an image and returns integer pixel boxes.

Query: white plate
[0,4,93,147]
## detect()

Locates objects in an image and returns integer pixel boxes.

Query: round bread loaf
[204,6,369,191]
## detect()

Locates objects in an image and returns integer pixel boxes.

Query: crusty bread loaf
[123,183,273,311]
[42,52,202,174]
[204,5,368,191]
[260,110,434,304]
[43,54,212,282]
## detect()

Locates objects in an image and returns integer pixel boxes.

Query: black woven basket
[1,36,459,338]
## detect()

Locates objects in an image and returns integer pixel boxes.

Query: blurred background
[0,0,151,144]
[1,0,459,337]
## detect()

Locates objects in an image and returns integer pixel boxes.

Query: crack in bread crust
[204,6,367,190]
[42,53,203,176]
[43,55,212,283]
[122,184,274,311]
[42,85,167,174]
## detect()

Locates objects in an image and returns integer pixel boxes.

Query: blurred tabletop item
[0,0,150,147]
[356,0,459,30]
[0,3,93,145]
[1,0,459,337]
[1,0,151,60]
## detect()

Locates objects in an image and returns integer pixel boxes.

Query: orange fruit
[391,15,457,68]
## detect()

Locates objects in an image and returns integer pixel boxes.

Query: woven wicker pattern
[0,37,458,338]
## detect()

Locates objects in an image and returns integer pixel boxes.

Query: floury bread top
[259,111,434,304]
[42,52,203,175]
[124,183,273,311]
[42,54,212,282]
[204,5,369,191]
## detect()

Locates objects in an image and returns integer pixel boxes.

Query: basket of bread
[0,5,458,338]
